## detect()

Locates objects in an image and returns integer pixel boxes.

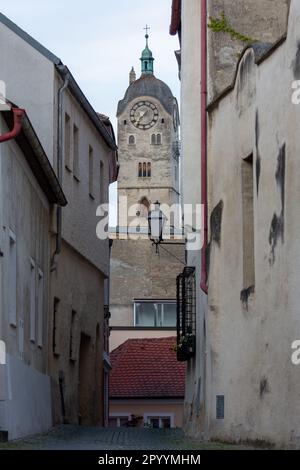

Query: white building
[170,0,300,448]
[0,105,66,440]
[0,13,118,431]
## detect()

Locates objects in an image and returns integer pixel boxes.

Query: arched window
[138,162,152,178]
[129,135,135,145]
[156,134,162,145]
[151,134,156,145]
[145,62,148,70]
[138,162,142,178]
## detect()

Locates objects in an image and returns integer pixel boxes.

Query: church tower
[110,29,184,341]
[116,30,180,217]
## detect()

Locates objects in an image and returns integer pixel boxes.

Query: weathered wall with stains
[207,0,290,100]
[205,0,300,446]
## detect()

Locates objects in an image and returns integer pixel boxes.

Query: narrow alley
[0,426,256,450]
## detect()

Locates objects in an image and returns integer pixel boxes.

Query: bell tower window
[129,135,135,145]
[138,162,151,178]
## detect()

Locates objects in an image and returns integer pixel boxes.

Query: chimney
[129,67,136,85]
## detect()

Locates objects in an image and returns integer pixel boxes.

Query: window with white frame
[8,229,17,327]
[134,300,176,327]
[30,258,36,342]
[37,269,44,348]
[144,414,174,429]
[109,414,131,427]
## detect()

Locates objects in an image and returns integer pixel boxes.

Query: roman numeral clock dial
[130,101,159,130]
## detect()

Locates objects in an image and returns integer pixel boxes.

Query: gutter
[200,0,208,294]
[0,108,25,143]
[55,68,70,255]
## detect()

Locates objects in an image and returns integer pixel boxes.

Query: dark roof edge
[1,108,67,206]
[207,34,287,113]
[57,65,117,151]
[0,12,62,65]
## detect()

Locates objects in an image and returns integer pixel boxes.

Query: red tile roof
[110,337,186,399]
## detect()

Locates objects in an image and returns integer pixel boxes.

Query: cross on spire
[143,24,150,36]
[143,24,150,46]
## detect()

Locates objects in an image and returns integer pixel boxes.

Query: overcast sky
[1,1,180,224]
[0,0,180,128]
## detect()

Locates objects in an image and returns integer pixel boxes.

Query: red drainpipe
[200,0,208,294]
[0,108,25,143]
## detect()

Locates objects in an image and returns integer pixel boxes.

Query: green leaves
[208,12,258,44]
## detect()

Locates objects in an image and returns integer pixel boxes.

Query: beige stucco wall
[110,239,184,327]
[110,400,183,428]
[204,0,300,447]
[49,239,105,425]
[207,0,289,101]
[110,329,177,352]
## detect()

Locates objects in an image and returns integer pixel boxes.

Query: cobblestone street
[0,426,255,450]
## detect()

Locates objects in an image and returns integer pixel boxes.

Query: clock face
[130,101,159,130]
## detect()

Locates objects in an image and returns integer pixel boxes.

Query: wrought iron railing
[176,267,196,361]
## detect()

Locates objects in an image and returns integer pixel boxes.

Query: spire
[140,25,154,75]
[129,66,136,85]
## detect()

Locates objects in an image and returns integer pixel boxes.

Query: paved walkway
[0,425,254,450]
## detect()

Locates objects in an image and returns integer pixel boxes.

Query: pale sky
[0,0,180,128]
[0,1,180,224]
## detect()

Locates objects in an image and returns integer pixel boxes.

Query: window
[128,135,135,145]
[176,267,196,361]
[53,297,60,355]
[151,134,162,145]
[144,414,173,429]
[109,415,130,427]
[138,162,143,178]
[8,230,17,327]
[124,120,127,125]
[99,160,104,203]
[73,124,79,180]
[30,258,36,342]
[64,113,71,170]
[242,155,255,290]
[69,310,77,361]
[37,269,44,348]
[138,162,151,178]
[161,118,165,124]
[89,145,94,198]
[134,301,176,327]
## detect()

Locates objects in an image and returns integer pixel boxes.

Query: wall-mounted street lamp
[148,201,185,256]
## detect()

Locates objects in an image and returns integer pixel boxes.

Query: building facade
[170,0,298,448]
[110,34,184,347]
[0,106,66,440]
[0,13,118,430]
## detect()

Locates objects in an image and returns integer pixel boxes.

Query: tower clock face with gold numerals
[130,101,159,130]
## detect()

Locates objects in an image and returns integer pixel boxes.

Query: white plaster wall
[0,23,55,163]
[180,0,208,438]
[60,85,111,276]
[0,354,52,440]
[206,0,300,447]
